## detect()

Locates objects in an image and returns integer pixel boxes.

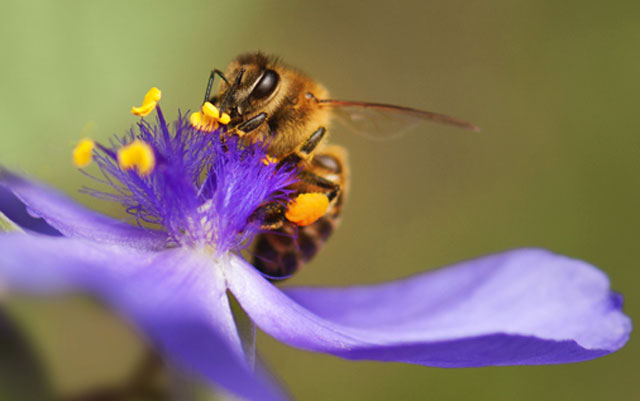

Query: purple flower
[0,96,631,400]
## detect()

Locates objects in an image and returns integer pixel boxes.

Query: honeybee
[204,52,478,278]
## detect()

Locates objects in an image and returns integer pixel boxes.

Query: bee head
[212,53,282,119]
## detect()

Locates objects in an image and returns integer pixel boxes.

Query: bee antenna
[219,68,245,113]
[203,69,230,105]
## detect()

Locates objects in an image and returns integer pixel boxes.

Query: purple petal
[225,249,630,367]
[0,169,167,250]
[0,185,60,235]
[0,234,287,401]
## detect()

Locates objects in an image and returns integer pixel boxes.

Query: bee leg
[276,126,326,166]
[247,202,287,230]
[248,171,340,234]
[224,112,268,145]
[309,146,349,212]
[252,146,349,279]
[236,112,267,134]
[295,171,340,203]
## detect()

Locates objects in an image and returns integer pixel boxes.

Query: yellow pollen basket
[72,138,95,168]
[131,87,162,117]
[117,139,156,176]
[190,102,231,131]
[285,193,330,226]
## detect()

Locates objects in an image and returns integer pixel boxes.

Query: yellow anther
[191,102,231,130]
[72,138,95,168]
[285,193,329,226]
[190,111,218,132]
[190,111,203,127]
[117,139,155,176]
[201,101,231,125]
[218,112,231,125]
[262,155,278,166]
[131,102,156,117]
[131,87,162,117]
[144,87,162,103]
[201,102,221,120]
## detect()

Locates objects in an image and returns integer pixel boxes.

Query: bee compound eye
[250,69,279,100]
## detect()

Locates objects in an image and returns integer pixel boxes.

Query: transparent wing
[319,99,479,141]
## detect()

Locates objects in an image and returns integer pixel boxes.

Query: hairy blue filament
[82,107,296,254]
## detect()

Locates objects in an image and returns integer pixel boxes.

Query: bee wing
[319,99,480,141]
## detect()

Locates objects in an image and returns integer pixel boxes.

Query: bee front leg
[225,112,268,142]
[236,112,267,134]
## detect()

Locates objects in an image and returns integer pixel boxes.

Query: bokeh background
[1,1,638,400]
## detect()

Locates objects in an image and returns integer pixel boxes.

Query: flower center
[72,88,297,254]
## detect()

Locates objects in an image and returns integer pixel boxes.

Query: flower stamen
[190,102,231,132]
[285,193,329,226]
[117,139,156,176]
[262,155,278,166]
[77,88,297,250]
[202,102,221,120]
[72,138,95,168]
[131,87,162,117]
[190,111,218,132]
[218,112,231,125]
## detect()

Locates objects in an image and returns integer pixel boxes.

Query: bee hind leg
[245,126,333,233]
[251,146,348,279]
[297,170,340,201]
[248,202,287,231]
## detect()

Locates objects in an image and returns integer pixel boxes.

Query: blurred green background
[0,0,638,400]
